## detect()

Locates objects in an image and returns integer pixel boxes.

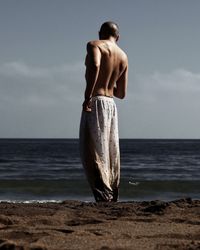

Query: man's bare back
[80,21,128,202]
[83,30,128,112]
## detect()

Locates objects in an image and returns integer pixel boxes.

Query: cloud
[0,61,85,106]
[130,69,200,102]
[0,61,83,78]
[1,62,200,138]
[117,69,200,138]
[0,61,85,138]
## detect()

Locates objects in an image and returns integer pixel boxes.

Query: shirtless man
[79,21,128,202]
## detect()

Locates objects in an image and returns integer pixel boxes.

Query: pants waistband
[91,95,114,102]
[93,94,113,98]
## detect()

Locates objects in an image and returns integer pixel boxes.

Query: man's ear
[116,35,120,42]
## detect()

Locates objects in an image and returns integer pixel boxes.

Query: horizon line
[1,138,200,140]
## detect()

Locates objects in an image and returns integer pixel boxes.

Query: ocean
[0,139,199,202]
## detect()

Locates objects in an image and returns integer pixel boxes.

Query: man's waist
[94,94,113,98]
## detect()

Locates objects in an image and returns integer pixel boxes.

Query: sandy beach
[0,198,199,250]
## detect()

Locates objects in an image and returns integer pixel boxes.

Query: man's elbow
[118,89,126,99]
[114,91,126,99]
[119,93,126,99]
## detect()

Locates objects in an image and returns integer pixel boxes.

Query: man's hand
[82,99,92,112]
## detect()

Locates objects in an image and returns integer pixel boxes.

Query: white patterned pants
[79,96,120,202]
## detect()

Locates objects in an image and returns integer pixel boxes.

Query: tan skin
[83,34,128,112]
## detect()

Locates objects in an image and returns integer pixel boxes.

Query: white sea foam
[0,200,62,204]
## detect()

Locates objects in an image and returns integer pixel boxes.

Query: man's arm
[114,58,128,99]
[83,42,101,111]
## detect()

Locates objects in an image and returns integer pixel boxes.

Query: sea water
[0,139,199,202]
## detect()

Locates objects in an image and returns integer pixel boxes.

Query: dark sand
[0,198,199,250]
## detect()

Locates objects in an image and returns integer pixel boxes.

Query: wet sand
[0,198,199,250]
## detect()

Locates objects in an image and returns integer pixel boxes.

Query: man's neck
[107,37,117,43]
[100,36,116,43]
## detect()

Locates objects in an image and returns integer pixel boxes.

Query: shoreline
[0,198,199,250]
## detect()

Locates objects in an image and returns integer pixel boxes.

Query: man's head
[99,21,119,41]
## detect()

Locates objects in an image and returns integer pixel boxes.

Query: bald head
[99,21,119,40]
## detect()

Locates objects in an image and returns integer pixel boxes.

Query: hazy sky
[1,0,200,138]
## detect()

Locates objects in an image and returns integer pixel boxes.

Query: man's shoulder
[117,45,127,57]
[117,46,128,63]
[87,40,102,48]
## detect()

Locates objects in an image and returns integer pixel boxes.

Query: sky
[1,0,200,138]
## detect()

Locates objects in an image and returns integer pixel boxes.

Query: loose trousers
[79,96,120,202]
